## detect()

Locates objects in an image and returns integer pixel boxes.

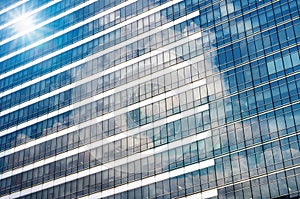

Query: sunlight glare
[15,15,35,35]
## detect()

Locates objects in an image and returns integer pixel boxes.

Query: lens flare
[15,15,35,35]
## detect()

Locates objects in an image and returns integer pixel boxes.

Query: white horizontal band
[81,159,215,199]
[0,32,205,160]
[0,0,29,16]
[0,102,209,176]
[0,31,203,135]
[0,0,97,44]
[0,0,61,31]
[0,17,201,118]
[87,9,200,68]
[178,189,218,199]
[0,0,183,80]
[0,59,206,137]
[0,128,211,180]
[4,157,214,199]
[0,0,138,62]
[0,77,207,162]
[0,8,199,100]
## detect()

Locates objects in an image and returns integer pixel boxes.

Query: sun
[14,15,35,35]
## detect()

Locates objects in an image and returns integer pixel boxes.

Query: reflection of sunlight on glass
[14,15,35,35]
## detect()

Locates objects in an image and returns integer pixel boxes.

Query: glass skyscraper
[0,0,300,198]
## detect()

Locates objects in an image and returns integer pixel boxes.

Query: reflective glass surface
[0,0,300,198]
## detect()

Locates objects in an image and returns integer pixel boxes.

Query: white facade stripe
[0,0,138,62]
[0,9,199,99]
[0,68,205,138]
[0,54,203,117]
[0,33,205,159]
[0,102,209,165]
[0,129,211,179]
[81,159,215,199]
[2,158,214,199]
[0,0,29,16]
[0,0,96,44]
[0,0,62,31]
[0,77,206,153]
[0,0,184,81]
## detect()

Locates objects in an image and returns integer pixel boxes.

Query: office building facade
[0,0,300,198]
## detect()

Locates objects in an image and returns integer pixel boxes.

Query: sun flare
[15,15,35,35]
